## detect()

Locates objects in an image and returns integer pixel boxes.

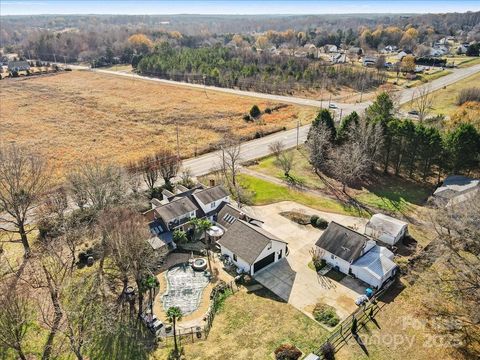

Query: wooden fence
[313,281,392,359]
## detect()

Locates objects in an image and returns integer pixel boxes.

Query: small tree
[277,151,294,178]
[166,306,183,356]
[269,140,285,161]
[249,105,261,118]
[0,144,50,257]
[156,149,179,190]
[0,284,34,360]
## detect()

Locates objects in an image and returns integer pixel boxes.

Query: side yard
[247,148,432,217]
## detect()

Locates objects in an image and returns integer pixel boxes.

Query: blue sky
[1,1,479,16]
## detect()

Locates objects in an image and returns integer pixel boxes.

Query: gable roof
[154,197,197,222]
[193,185,229,205]
[367,214,408,237]
[352,245,397,281]
[218,220,285,264]
[315,222,368,263]
[434,175,479,199]
[217,203,243,228]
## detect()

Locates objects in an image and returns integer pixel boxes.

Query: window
[331,254,335,260]
[267,242,272,250]
[211,202,216,209]
[233,254,237,262]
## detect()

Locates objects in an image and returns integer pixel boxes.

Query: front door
[278,249,282,260]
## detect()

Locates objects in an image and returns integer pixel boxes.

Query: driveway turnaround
[250,201,368,320]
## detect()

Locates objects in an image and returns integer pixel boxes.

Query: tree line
[306,93,480,191]
[136,43,385,94]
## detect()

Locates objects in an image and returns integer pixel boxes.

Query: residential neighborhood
[1,2,479,360]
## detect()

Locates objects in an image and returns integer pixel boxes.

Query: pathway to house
[248,201,369,320]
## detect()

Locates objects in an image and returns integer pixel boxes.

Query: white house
[315,222,397,288]
[192,185,230,221]
[350,245,397,288]
[365,214,408,246]
[433,175,480,207]
[218,219,288,275]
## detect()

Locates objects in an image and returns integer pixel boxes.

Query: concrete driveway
[249,201,368,320]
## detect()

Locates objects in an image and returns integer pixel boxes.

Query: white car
[328,103,338,109]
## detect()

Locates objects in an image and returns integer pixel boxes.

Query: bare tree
[218,139,243,206]
[278,150,295,178]
[137,155,159,193]
[350,118,385,171]
[42,187,68,223]
[99,208,155,316]
[179,167,195,188]
[66,162,126,212]
[412,85,433,122]
[125,162,142,197]
[425,193,480,356]
[268,140,285,161]
[66,171,88,211]
[0,282,33,360]
[306,122,332,173]
[156,149,180,190]
[0,144,50,257]
[330,141,370,192]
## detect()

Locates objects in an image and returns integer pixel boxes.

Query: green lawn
[248,149,432,216]
[401,72,480,116]
[239,173,361,216]
[251,149,325,190]
[152,288,329,360]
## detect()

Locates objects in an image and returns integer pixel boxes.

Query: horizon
[1,0,479,16]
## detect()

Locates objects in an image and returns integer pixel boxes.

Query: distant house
[218,219,288,275]
[396,51,408,61]
[315,222,397,288]
[8,61,30,72]
[347,47,363,56]
[365,214,408,246]
[385,45,398,53]
[324,44,338,53]
[456,45,469,55]
[331,53,347,64]
[430,46,448,57]
[363,56,377,67]
[433,175,480,207]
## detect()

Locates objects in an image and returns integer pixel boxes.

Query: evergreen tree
[337,111,359,143]
[309,108,336,142]
[445,123,480,174]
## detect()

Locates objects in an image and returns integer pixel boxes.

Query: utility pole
[339,108,343,122]
[328,94,332,107]
[296,119,300,149]
[176,121,180,162]
[53,53,57,64]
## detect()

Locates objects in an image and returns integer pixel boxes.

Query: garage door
[253,253,275,273]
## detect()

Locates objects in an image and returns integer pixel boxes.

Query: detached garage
[218,219,288,275]
[365,213,408,246]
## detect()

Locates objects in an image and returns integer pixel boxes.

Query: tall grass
[456,87,480,105]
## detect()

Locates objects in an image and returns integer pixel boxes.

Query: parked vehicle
[328,103,338,109]
[141,312,164,336]
[408,109,419,116]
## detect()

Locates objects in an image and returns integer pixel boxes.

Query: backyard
[152,287,329,359]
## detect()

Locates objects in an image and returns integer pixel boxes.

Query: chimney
[209,179,215,187]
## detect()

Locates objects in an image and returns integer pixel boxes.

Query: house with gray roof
[218,219,288,275]
[316,222,397,288]
[433,175,480,207]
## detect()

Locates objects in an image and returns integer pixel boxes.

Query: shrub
[321,342,336,360]
[274,344,302,360]
[265,107,272,114]
[281,211,311,225]
[315,218,329,229]
[457,87,480,105]
[310,215,319,225]
[249,104,261,118]
[243,114,252,122]
[313,303,340,327]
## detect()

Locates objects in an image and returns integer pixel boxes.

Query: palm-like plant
[166,306,183,356]
[190,218,213,273]
[142,274,159,312]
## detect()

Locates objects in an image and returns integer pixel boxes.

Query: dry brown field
[0,70,315,175]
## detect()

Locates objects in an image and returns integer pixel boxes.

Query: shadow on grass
[250,287,288,304]
[88,316,156,360]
